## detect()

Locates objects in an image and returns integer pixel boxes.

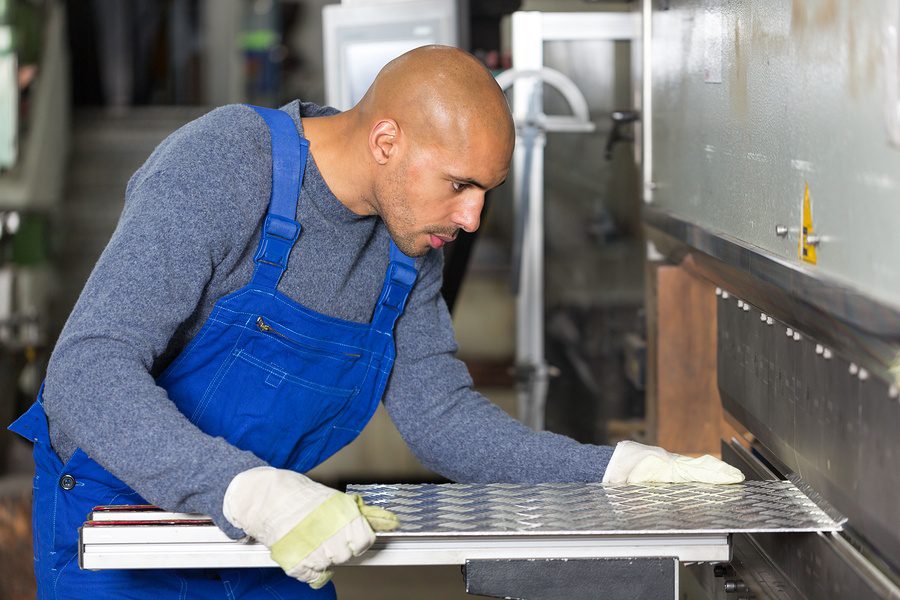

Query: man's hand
[602,441,745,484]
[223,466,398,588]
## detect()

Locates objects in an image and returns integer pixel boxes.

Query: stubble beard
[376,172,428,257]
[386,220,427,257]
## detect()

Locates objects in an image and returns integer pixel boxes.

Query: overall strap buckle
[252,214,302,289]
[246,105,308,291]
[254,214,301,269]
[372,243,418,333]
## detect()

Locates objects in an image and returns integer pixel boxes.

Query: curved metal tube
[494,67,595,132]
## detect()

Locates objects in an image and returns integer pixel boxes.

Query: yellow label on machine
[799,183,817,265]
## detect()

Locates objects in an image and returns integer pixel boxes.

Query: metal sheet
[79,482,839,571]
[347,481,841,535]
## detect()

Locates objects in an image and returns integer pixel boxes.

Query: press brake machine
[642,1,900,598]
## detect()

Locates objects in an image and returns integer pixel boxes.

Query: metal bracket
[495,63,594,432]
[464,557,678,600]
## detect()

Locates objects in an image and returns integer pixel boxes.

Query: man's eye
[452,182,467,192]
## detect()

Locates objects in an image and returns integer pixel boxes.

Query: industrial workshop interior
[0,0,897,598]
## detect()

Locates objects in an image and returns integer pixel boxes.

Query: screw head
[775,225,789,237]
[716,287,723,296]
[766,317,774,325]
[815,344,824,355]
[786,328,794,337]
[849,363,859,375]
[793,332,801,341]
[858,368,869,381]
[823,348,833,359]
[724,580,747,593]
[721,291,730,299]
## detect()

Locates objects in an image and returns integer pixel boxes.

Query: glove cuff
[602,441,672,483]
[223,466,335,546]
[223,466,277,532]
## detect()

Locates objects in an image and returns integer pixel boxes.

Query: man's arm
[43,106,268,537]
[384,251,614,483]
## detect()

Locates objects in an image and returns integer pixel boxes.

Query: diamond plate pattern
[346,481,840,536]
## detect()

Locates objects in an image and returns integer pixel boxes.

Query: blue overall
[9,106,418,599]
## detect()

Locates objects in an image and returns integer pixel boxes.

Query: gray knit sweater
[43,101,613,538]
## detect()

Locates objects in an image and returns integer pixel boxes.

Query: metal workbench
[80,481,839,599]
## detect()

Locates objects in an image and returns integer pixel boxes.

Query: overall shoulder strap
[247,105,309,290]
[372,241,419,334]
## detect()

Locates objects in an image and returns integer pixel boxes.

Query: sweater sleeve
[383,250,614,483]
[42,106,268,538]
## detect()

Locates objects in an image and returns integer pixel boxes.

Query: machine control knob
[724,579,748,593]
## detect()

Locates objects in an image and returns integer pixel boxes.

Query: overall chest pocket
[191,317,366,467]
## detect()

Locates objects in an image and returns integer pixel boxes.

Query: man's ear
[369,119,400,165]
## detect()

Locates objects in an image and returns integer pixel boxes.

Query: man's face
[375,130,512,257]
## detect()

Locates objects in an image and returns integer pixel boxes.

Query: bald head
[304,45,513,256]
[356,45,514,153]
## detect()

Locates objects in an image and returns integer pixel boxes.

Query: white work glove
[602,441,745,484]
[223,466,398,589]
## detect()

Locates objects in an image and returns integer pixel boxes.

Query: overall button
[59,474,76,491]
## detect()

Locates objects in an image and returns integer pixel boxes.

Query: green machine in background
[0,0,42,170]
[0,0,17,169]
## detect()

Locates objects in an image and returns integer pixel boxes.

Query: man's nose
[452,193,484,233]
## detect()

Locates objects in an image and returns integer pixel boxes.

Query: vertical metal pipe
[511,12,547,430]
[641,0,653,204]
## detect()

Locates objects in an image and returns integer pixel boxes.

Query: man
[10,46,741,598]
